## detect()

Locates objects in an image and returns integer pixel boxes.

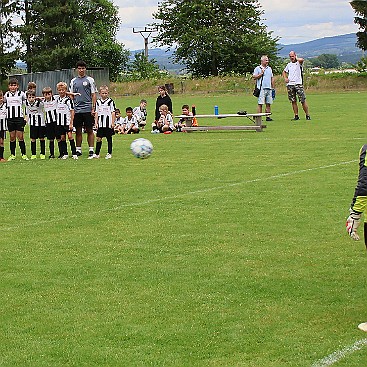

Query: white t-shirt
[284,61,303,85]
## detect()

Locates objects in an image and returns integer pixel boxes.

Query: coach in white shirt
[282,51,311,121]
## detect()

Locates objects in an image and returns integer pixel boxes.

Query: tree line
[1,0,363,83]
[0,0,129,82]
[0,0,281,82]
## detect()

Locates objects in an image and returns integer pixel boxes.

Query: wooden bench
[174,113,271,132]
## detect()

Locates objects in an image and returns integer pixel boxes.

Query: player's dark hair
[126,107,133,113]
[76,60,87,68]
[182,104,189,110]
[8,78,18,85]
[115,108,120,113]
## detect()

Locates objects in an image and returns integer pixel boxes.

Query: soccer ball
[130,138,153,159]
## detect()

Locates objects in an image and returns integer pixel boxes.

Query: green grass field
[1,91,367,366]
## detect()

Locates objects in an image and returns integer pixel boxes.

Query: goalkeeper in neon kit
[346,144,367,248]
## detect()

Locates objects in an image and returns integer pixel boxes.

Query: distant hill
[132,33,363,72]
[278,33,362,63]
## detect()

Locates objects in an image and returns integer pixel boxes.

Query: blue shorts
[258,89,273,105]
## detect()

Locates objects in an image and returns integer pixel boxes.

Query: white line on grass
[311,338,367,367]
[0,159,357,232]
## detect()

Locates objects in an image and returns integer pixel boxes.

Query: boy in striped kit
[122,107,139,134]
[55,82,77,159]
[4,78,28,160]
[0,91,7,162]
[94,85,116,159]
[25,90,46,159]
[42,87,58,158]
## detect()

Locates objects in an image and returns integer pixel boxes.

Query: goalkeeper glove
[346,209,362,240]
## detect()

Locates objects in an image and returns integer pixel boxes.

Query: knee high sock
[62,141,68,156]
[49,140,54,156]
[31,141,37,155]
[19,140,26,155]
[40,140,45,155]
[10,141,16,155]
[0,146,4,159]
[95,141,102,156]
[69,139,76,155]
[57,141,63,157]
[107,136,112,154]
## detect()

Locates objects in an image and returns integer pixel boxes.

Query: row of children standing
[0,77,148,162]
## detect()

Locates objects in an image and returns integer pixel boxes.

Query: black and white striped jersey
[95,97,116,128]
[43,96,59,124]
[133,106,147,122]
[26,100,45,127]
[56,96,74,126]
[122,115,138,130]
[0,102,7,131]
[4,90,26,118]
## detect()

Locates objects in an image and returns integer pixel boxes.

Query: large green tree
[350,1,367,50]
[77,0,129,81]
[0,0,19,83]
[17,0,81,72]
[310,54,340,69]
[152,0,278,76]
[16,0,128,80]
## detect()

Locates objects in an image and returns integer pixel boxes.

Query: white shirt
[284,61,303,85]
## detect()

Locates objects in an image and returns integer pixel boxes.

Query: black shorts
[55,125,70,139]
[96,127,114,138]
[46,122,57,140]
[30,125,46,140]
[8,118,26,132]
[74,112,94,129]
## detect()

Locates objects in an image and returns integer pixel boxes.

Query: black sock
[49,140,54,156]
[95,141,102,155]
[69,139,76,155]
[62,140,68,156]
[0,146,4,159]
[19,140,26,155]
[107,136,112,154]
[31,141,36,155]
[40,140,45,155]
[10,141,16,155]
[57,141,63,157]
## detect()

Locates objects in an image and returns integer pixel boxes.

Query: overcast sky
[115,0,358,50]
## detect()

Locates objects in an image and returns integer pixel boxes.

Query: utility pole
[132,27,157,58]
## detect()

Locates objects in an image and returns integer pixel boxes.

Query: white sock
[76,147,82,153]
[89,146,94,153]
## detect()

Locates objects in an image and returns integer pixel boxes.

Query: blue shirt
[253,66,273,89]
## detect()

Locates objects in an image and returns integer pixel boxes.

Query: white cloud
[259,0,358,44]
[114,0,358,49]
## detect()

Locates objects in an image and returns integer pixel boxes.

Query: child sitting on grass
[152,104,174,133]
[122,107,139,134]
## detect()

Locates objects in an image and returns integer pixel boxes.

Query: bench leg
[254,116,263,131]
